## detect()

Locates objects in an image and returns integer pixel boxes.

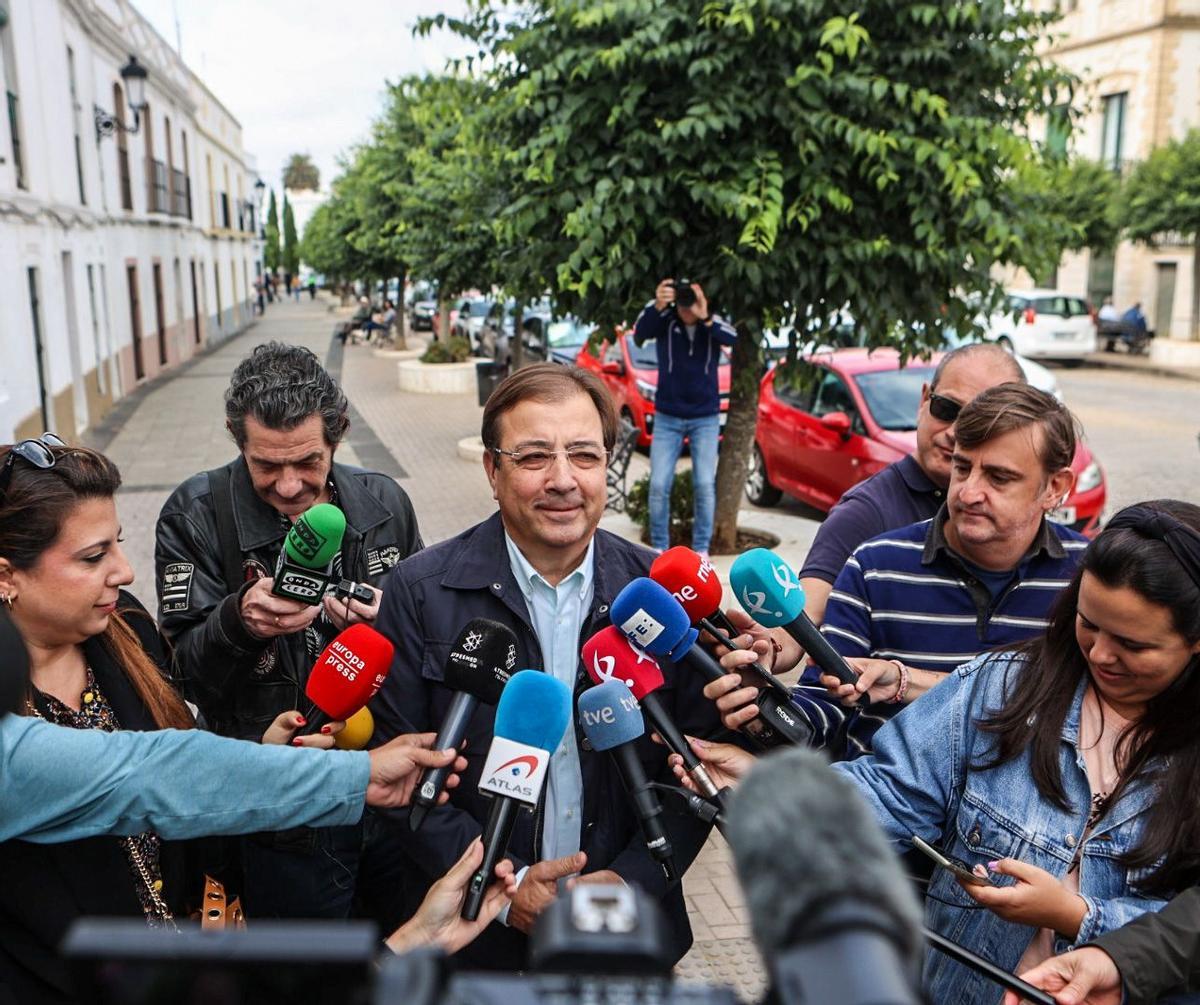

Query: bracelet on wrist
[888,660,910,704]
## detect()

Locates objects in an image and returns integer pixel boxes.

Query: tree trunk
[711,319,763,553]
[395,270,408,350]
[1191,234,1199,341]
[511,300,525,369]
[437,300,450,342]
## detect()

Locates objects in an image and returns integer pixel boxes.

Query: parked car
[986,289,1097,362]
[576,333,731,448]
[746,348,1106,536]
[526,316,596,366]
[451,297,494,346]
[410,300,437,332]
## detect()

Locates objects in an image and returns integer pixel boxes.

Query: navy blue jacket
[369,512,720,968]
[632,302,737,419]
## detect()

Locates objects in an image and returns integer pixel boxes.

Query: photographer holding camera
[633,279,737,557]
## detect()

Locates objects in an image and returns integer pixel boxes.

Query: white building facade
[0,0,262,442]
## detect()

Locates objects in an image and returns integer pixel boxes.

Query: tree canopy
[283,152,320,192]
[282,195,299,276]
[264,188,281,272]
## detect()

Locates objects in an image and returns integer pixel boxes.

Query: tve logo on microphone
[479,736,550,804]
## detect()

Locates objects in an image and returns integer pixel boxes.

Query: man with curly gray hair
[154,341,422,920]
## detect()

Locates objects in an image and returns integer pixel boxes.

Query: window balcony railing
[7,90,25,190]
[147,159,169,213]
[170,168,190,218]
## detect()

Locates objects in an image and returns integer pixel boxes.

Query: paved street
[81,298,1197,1000]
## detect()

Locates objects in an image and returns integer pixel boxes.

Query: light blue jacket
[0,715,368,843]
[835,652,1178,1005]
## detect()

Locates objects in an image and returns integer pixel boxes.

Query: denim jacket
[835,651,1179,1005]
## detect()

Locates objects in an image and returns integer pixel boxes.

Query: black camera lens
[673,279,697,309]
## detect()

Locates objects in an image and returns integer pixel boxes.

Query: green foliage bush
[627,468,695,548]
[420,336,472,364]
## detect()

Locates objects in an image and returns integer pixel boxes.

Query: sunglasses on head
[928,393,963,424]
[0,433,67,498]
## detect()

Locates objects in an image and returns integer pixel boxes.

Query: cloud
[130,0,472,187]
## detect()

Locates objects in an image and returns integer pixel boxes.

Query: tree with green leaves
[282,195,299,277]
[264,189,281,273]
[1016,156,1121,270]
[283,152,320,192]
[434,0,1076,549]
[1121,129,1200,340]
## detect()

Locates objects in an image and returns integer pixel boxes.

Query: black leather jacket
[154,457,422,740]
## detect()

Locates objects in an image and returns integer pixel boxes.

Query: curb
[1083,353,1200,383]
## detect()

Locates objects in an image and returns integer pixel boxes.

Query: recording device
[610,578,812,750]
[910,835,994,887]
[671,278,697,309]
[410,618,518,831]
[462,669,572,922]
[272,503,346,604]
[582,626,726,813]
[0,605,27,717]
[730,548,860,688]
[531,883,673,975]
[578,680,678,884]
[331,579,375,605]
[728,748,1056,1005]
[296,623,394,737]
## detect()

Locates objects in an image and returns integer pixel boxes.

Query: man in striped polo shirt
[804,382,1087,757]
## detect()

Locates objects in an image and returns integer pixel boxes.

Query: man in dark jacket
[370,363,721,969]
[155,341,422,920]
[633,278,737,557]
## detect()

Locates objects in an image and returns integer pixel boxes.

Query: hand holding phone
[911,835,994,887]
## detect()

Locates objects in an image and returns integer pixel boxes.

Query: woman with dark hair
[685,499,1200,1003]
[0,437,337,1003]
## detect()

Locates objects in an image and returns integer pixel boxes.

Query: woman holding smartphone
[686,500,1200,1004]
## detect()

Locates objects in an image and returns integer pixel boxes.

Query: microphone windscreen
[444,618,517,705]
[578,679,644,751]
[610,578,697,659]
[650,547,724,624]
[0,605,28,717]
[727,748,923,965]
[581,626,665,701]
[334,705,374,750]
[305,623,394,720]
[284,503,347,569]
[493,669,571,753]
[729,548,806,628]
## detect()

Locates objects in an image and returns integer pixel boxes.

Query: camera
[331,579,376,605]
[672,278,697,309]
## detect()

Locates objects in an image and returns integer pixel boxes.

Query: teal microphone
[271,503,346,604]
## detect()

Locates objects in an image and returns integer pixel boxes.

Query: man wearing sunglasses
[796,343,1024,626]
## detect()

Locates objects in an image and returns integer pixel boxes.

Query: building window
[67,46,86,204]
[1101,92,1126,173]
[2,15,25,190]
[114,83,132,210]
[180,130,192,218]
[144,101,167,213]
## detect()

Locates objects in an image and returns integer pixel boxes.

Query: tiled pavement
[82,296,815,1000]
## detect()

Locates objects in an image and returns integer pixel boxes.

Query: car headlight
[1076,461,1103,493]
[635,379,656,403]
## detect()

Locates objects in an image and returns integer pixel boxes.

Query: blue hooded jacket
[632,302,737,419]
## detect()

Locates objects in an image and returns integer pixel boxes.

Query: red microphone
[582,626,721,802]
[298,623,394,736]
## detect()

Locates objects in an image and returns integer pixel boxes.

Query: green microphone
[271,503,346,604]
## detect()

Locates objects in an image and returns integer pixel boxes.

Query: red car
[746,348,1106,536]
[576,332,732,447]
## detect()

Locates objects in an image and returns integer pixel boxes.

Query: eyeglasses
[928,393,963,424]
[491,445,608,472]
[0,432,67,498]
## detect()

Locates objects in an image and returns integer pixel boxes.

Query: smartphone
[910,835,994,887]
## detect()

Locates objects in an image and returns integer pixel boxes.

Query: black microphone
[409,618,517,832]
[727,748,923,1005]
[578,679,678,885]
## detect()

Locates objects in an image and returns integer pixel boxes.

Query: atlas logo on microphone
[480,736,549,804]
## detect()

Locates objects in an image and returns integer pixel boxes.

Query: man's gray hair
[225,342,350,448]
[931,342,1024,391]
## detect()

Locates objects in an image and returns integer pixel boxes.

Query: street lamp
[94,55,149,141]
[253,177,266,236]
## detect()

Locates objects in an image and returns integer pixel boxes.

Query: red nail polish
[321,725,332,735]
[296,717,307,726]
[292,738,303,747]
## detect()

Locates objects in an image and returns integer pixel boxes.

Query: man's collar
[504,531,595,598]
[921,504,1066,568]
[898,454,943,496]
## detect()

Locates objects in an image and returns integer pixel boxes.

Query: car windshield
[852,366,935,431]
[546,320,594,347]
[625,338,729,368]
[467,300,490,317]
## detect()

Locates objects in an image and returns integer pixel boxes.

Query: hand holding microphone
[270,502,346,605]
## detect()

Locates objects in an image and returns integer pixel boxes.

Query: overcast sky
[131,0,471,192]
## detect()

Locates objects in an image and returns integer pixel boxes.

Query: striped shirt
[798,509,1088,756]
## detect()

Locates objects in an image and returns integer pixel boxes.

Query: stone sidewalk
[85,296,822,1001]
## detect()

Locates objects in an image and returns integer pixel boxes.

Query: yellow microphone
[333,706,375,750]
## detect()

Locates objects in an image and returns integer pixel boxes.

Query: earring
[0,594,11,609]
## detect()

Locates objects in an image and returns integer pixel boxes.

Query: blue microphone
[730,549,858,687]
[579,680,677,884]
[611,578,813,749]
[462,669,572,921]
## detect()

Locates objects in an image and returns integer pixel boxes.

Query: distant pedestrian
[292,276,302,303]
[255,277,266,316]
[1122,301,1148,335]
[308,279,317,300]
[1098,296,1119,323]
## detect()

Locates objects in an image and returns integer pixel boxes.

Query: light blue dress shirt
[504,532,594,863]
